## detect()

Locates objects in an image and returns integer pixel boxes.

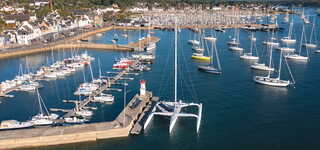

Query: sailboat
[285,25,309,61]
[281,18,296,44]
[192,29,205,52]
[198,36,222,74]
[191,30,210,61]
[263,35,280,46]
[253,50,293,87]
[240,33,259,60]
[144,18,202,133]
[251,44,275,71]
[31,90,58,126]
[283,13,289,23]
[203,29,217,42]
[229,28,243,51]
[145,17,157,52]
[228,28,240,45]
[303,19,317,48]
[249,32,257,41]
[188,29,200,45]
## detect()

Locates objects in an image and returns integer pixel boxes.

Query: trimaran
[144,17,202,133]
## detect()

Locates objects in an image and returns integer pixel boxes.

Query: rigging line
[179,35,199,101]
[283,52,296,86]
[158,31,174,99]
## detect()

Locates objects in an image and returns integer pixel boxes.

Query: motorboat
[75,109,93,118]
[93,93,114,103]
[64,117,87,124]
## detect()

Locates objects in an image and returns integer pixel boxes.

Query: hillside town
[0,0,317,49]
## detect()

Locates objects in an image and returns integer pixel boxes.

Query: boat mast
[309,19,315,44]
[267,33,274,78]
[174,17,177,103]
[37,90,43,115]
[210,37,214,65]
[288,17,293,39]
[214,38,221,71]
[89,63,94,81]
[250,33,254,54]
[278,49,283,80]
[123,78,126,126]
[298,25,305,56]
[98,59,102,78]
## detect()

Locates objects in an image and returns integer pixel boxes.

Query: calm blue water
[1,8,320,150]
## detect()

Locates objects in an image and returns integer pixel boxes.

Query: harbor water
[1,8,320,150]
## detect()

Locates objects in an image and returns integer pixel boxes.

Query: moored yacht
[93,93,114,103]
[0,120,33,130]
[251,63,275,71]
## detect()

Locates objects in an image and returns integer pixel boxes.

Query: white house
[16,21,42,44]
[29,1,49,7]
[77,15,92,28]
[0,6,14,12]
[128,7,149,13]
[99,8,120,13]
[212,7,222,11]
[0,36,5,47]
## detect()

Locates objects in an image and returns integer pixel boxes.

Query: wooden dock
[62,69,128,119]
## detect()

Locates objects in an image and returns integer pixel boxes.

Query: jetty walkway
[0,90,156,149]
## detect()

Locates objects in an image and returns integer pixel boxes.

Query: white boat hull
[251,63,275,71]
[254,76,290,87]
[204,37,217,42]
[277,47,295,52]
[263,41,279,46]
[281,38,296,44]
[285,54,308,61]
[303,43,317,48]
[188,40,200,45]
[240,54,259,60]
[229,46,243,51]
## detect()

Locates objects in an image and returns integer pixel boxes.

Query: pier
[61,69,129,119]
[0,35,160,59]
[0,91,156,150]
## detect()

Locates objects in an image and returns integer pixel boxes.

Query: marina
[0,2,320,150]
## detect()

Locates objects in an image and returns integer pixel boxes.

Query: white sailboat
[251,43,275,71]
[145,17,157,52]
[229,28,243,51]
[192,30,205,51]
[276,47,295,52]
[188,29,200,45]
[285,25,309,61]
[203,29,217,42]
[303,19,317,48]
[281,19,296,44]
[263,36,280,47]
[240,33,259,60]
[31,90,58,126]
[253,50,294,87]
[198,35,222,74]
[144,18,202,133]
[228,28,240,45]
